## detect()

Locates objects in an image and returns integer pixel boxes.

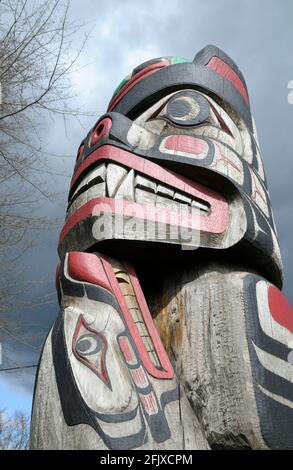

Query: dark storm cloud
[1,0,292,401]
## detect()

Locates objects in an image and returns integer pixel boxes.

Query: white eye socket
[76,333,103,356]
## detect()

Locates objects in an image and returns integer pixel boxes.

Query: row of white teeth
[66,163,210,220]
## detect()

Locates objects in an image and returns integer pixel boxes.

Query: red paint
[60,199,97,240]
[75,143,84,163]
[119,336,135,363]
[140,392,158,414]
[131,367,148,388]
[268,286,293,334]
[164,135,207,155]
[90,117,112,147]
[59,195,228,242]
[207,56,249,104]
[107,61,169,112]
[127,262,175,378]
[101,256,174,379]
[67,251,112,292]
[210,103,233,136]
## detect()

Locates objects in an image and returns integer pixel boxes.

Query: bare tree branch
[0,0,90,336]
[0,409,29,449]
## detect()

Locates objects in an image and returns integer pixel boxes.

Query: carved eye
[148,90,211,127]
[73,316,111,389]
[76,333,103,356]
[164,91,211,127]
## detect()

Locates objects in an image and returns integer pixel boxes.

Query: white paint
[253,341,293,383]
[258,384,293,409]
[106,163,128,197]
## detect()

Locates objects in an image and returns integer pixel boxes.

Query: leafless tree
[0,409,29,449]
[0,0,89,318]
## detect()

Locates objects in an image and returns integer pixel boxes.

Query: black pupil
[168,99,191,118]
[76,333,103,356]
[77,339,91,353]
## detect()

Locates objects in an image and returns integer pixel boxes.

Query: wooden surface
[30,45,293,449]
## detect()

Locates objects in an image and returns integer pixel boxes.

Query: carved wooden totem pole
[30,45,293,450]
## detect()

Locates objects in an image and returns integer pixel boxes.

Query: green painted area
[112,78,128,97]
[111,56,192,99]
[170,56,192,64]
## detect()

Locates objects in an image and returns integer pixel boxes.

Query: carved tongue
[112,263,161,368]
[101,256,174,379]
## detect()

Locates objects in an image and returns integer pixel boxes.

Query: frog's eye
[165,91,210,126]
[149,91,211,127]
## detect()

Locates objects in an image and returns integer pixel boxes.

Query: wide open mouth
[59,146,229,257]
[66,161,210,220]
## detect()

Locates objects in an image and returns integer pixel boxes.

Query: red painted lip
[60,196,228,242]
[62,145,229,244]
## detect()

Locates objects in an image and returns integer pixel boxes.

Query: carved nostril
[91,117,112,146]
[97,123,104,134]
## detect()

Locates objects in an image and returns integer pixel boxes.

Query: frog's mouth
[59,145,229,257]
[66,160,210,221]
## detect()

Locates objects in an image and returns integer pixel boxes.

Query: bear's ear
[194,45,249,104]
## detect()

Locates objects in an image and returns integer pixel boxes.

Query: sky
[0,0,293,419]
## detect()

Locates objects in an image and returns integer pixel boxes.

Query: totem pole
[30,45,293,450]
